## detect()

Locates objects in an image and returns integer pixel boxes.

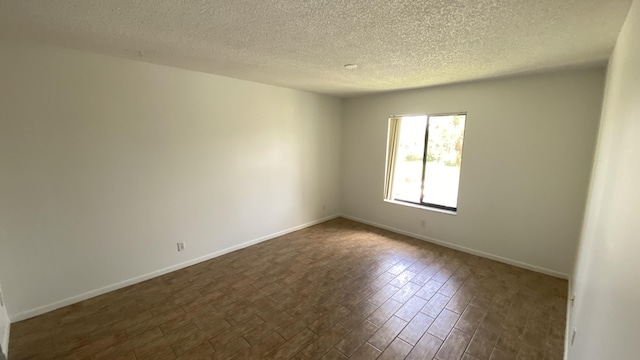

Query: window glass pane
[423,115,466,208]
[392,116,427,203]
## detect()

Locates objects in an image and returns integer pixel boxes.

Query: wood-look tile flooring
[10,218,568,360]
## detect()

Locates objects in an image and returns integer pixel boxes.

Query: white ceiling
[0,0,632,97]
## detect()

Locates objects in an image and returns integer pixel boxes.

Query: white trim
[9,214,340,322]
[563,276,573,360]
[2,322,8,360]
[340,214,570,279]
[383,199,457,215]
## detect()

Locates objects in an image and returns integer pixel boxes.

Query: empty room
[1,0,639,359]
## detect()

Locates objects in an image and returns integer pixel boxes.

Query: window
[384,113,467,212]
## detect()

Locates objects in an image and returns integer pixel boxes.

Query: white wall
[0,43,342,320]
[568,1,640,358]
[341,69,605,277]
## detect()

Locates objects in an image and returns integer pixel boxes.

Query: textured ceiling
[0,0,632,97]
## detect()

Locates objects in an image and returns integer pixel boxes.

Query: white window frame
[384,112,467,214]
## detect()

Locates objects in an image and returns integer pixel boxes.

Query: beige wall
[0,44,342,320]
[341,69,605,277]
[568,1,640,358]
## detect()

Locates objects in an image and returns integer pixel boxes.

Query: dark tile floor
[9,218,567,359]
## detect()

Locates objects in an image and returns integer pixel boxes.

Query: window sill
[383,199,457,215]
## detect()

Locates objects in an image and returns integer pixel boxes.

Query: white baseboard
[10,212,568,323]
[340,214,570,279]
[10,214,340,322]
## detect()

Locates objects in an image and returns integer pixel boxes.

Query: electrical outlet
[322,204,326,213]
[177,242,186,252]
